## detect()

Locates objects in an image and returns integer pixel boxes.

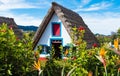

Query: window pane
[53,24,60,36]
[41,46,50,54]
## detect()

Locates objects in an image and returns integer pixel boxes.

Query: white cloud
[75,0,91,8]
[14,14,42,26]
[0,0,50,26]
[0,0,44,26]
[0,0,40,11]
[80,12,120,35]
[0,11,42,26]
[75,1,112,12]
[81,0,91,5]
[0,0,119,35]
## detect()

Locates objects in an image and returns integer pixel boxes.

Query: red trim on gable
[53,24,60,36]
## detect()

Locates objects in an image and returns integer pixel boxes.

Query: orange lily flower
[33,60,41,71]
[33,60,43,76]
[95,48,107,68]
[114,38,119,49]
[88,71,93,76]
[99,48,106,57]
[96,48,107,76]
[65,49,69,56]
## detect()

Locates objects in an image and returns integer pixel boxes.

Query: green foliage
[42,60,71,76]
[68,27,120,76]
[36,26,120,76]
[96,35,112,45]
[117,28,120,38]
[0,23,34,76]
[0,22,119,76]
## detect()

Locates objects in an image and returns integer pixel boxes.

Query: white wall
[37,13,71,47]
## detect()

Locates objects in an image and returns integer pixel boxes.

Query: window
[41,46,50,54]
[52,23,61,36]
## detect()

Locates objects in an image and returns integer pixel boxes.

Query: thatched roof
[33,2,100,49]
[0,16,23,39]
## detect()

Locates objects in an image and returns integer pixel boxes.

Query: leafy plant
[0,23,34,76]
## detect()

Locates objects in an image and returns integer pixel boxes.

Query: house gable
[33,2,100,49]
[36,13,71,47]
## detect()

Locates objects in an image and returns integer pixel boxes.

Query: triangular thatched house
[33,2,99,58]
[0,16,23,39]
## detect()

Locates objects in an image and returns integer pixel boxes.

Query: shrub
[0,23,34,76]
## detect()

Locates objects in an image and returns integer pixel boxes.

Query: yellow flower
[88,71,93,76]
[33,60,40,71]
[116,60,120,65]
[72,27,77,31]
[114,38,119,49]
[65,49,68,56]
[100,48,106,57]
[74,41,80,45]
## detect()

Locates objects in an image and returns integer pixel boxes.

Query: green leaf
[7,70,12,75]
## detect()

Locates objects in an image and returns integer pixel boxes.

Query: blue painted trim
[51,22,62,37]
[50,38,63,58]
[50,38,63,47]
[39,44,48,46]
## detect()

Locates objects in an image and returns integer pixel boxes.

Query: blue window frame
[50,38,63,47]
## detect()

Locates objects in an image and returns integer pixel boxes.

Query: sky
[0,0,120,35]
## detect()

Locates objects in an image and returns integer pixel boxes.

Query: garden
[0,23,120,76]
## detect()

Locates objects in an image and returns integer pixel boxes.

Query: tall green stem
[95,66,98,76]
[117,69,119,76]
[104,66,107,76]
